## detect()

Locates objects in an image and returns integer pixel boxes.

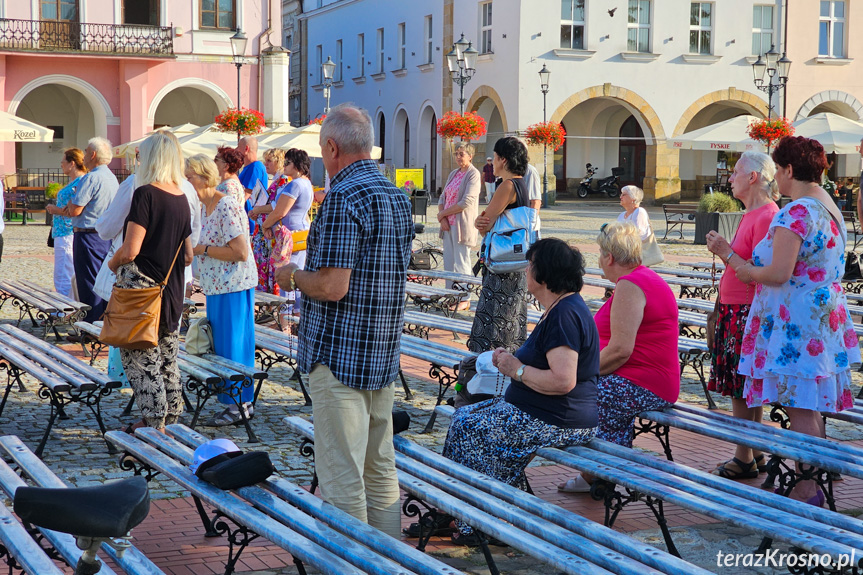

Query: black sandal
[712,457,759,479]
[754,454,769,473]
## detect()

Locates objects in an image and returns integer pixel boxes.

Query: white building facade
[300,0,863,203]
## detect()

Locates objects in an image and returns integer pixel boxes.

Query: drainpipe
[257,0,277,115]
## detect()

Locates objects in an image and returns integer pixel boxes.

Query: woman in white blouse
[616,185,652,241]
[185,154,258,427]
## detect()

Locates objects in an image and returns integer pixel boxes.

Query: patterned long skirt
[443,397,596,534]
[116,263,183,429]
[252,225,279,294]
[597,374,671,447]
[707,303,750,398]
[467,270,528,353]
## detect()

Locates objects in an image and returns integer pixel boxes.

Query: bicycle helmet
[190,438,242,473]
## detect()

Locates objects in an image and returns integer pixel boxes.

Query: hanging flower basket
[746,117,794,148]
[524,121,567,151]
[215,107,266,135]
[308,115,326,126]
[436,111,487,142]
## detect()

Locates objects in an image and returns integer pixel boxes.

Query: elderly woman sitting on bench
[434,238,600,546]
[559,222,680,493]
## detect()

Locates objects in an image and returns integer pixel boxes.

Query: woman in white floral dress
[185,154,258,427]
[729,136,860,506]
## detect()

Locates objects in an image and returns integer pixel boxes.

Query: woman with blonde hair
[704,150,780,479]
[46,148,88,297]
[249,148,290,294]
[185,154,258,426]
[559,222,679,493]
[108,130,193,432]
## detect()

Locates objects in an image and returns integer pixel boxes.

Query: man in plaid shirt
[277,104,413,537]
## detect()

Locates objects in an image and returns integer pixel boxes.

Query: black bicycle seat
[14,476,150,538]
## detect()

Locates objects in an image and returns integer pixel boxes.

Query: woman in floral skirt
[249,148,290,293]
[730,136,860,506]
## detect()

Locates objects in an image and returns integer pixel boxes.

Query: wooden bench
[436,405,863,572]
[254,290,290,326]
[105,425,463,575]
[252,324,312,405]
[0,279,90,340]
[661,203,698,240]
[0,435,163,574]
[285,415,711,575]
[3,187,47,225]
[405,282,466,316]
[0,324,122,457]
[585,267,716,299]
[75,321,267,443]
[408,269,484,296]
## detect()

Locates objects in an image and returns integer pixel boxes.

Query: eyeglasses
[599,222,610,235]
[214,157,224,163]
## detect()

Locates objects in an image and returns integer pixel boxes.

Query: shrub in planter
[694,193,744,245]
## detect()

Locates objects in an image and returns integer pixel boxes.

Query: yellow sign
[395,168,424,191]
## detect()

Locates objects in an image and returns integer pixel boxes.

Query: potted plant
[214,107,266,135]
[746,117,794,150]
[523,121,566,206]
[694,192,744,245]
[435,111,487,142]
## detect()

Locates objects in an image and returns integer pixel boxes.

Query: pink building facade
[0,0,287,173]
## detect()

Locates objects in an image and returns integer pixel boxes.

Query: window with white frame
[689,2,712,54]
[627,0,651,52]
[315,44,322,84]
[357,33,365,76]
[560,0,585,50]
[819,1,846,58]
[424,15,433,64]
[335,39,343,81]
[752,5,774,56]
[397,22,406,68]
[376,27,385,73]
[480,2,493,53]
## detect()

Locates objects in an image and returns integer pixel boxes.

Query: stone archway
[551,84,669,202]
[463,85,508,175]
[466,85,509,133]
[10,74,113,137]
[147,78,232,128]
[673,88,768,137]
[795,91,863,121]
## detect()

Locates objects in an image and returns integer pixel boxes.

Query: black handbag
[47,228,54,248]
[844,251,862,281]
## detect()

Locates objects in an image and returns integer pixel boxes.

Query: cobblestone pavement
[1,199,862,574]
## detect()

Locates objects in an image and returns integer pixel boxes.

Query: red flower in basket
[524,121,567,151]
[308,115,326,126]
[746,117,794,148]
[436,111,488,142]
[215,107,266,136]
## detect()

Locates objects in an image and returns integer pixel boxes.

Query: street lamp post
[539,64,551,209]
[446,34,478,114]
[751,44,791,121]
[322,56,336,115]
[230,29,248,142]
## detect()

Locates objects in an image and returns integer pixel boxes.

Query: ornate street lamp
[751,44,791,119]
[230,29,248,109]
[322,56,336,115]
[539,64,551,208]
[447,34,477,114]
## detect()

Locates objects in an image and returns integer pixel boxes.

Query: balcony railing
[0,18,173,56]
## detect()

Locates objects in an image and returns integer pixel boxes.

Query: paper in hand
[252,180,269,207]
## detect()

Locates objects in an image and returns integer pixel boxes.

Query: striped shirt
[298,159,414,390]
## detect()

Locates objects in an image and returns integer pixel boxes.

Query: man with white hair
[276,103,413,538]
[58,136,118,330]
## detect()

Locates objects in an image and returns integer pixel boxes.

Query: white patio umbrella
[114,123,202,158]
[792,112,863,154]
[0,111,54,142]
[667,115,765,152]
[259,124,382,159]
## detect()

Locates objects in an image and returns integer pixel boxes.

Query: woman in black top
[108,130,193,432]
[468,137,531,353]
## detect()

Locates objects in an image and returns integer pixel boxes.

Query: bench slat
[175,357,223,385]
[0,281,62,313]
[198,353,268,380]
[104,431,366,575]
[179,352,245,382]
[17,279,89,312]
[0,341,72,393]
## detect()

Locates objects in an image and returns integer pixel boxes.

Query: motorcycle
[576,163,623,198]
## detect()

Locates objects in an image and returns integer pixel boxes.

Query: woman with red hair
[214,146,246,208]
[729,136,860,506]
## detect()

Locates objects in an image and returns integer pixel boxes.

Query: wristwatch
[514,364,525,382]
[203,246,209,257]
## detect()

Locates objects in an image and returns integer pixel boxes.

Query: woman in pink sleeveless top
[559,222,679,493]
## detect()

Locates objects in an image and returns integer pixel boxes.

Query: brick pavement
[1,200,862,574]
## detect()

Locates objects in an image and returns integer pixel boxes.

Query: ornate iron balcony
[0,18,173,56]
